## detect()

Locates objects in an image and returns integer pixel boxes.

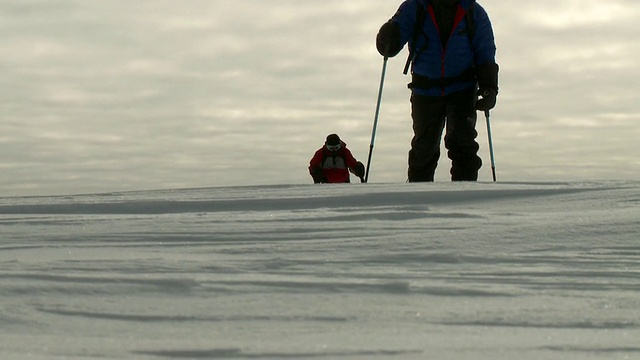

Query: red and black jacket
[308,142,360,183]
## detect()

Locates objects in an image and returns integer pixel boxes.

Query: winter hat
[326,134,341,146]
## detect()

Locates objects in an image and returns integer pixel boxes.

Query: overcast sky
[2,0,639,196]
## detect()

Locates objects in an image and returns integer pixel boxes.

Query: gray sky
[2,0,639,196]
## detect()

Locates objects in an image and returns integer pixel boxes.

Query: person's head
[325,134,341,152]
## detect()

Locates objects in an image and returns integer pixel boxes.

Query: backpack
[403,3,476,75]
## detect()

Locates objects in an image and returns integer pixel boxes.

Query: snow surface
[1,181,639,360]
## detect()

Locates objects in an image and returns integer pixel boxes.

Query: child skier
[309,134,365,183]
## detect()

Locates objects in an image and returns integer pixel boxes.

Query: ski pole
[364,56,389,183]
[484,110,497,182]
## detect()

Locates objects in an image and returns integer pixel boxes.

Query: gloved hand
[476,88,497,111]
[311,167,325,184]
[353,161,366,181]
[475,63,499,111]
[376,20,403,58]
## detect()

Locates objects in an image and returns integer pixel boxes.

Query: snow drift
[1,181,638,360]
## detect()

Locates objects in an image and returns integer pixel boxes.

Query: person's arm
[472,5,499,111]
[309,149,325,183]
[343,149,365,182]
[376,0,419,57]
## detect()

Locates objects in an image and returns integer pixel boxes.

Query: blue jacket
[390,0,496,96]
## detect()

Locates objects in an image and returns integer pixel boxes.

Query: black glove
[376,20,403,58]
[475,63,499,111]
[311,167,324,184]
[476,88,497,111]
[353,161,365,179]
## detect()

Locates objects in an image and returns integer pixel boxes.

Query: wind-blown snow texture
[1,181,639,360]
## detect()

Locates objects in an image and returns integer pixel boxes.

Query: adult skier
[376,0,499,181]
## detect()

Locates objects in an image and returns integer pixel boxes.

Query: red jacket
[308,142,360,183]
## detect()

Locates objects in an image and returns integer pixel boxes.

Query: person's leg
[444,89,482,181]
[408,94,446,182]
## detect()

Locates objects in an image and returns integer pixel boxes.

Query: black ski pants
[408,89,482,182]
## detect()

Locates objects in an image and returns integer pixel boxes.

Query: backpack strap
[403,3,427,75]
[465,4,476,50]
[408,67,476,90]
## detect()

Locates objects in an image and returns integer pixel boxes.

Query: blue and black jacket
[389,0,496,96]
